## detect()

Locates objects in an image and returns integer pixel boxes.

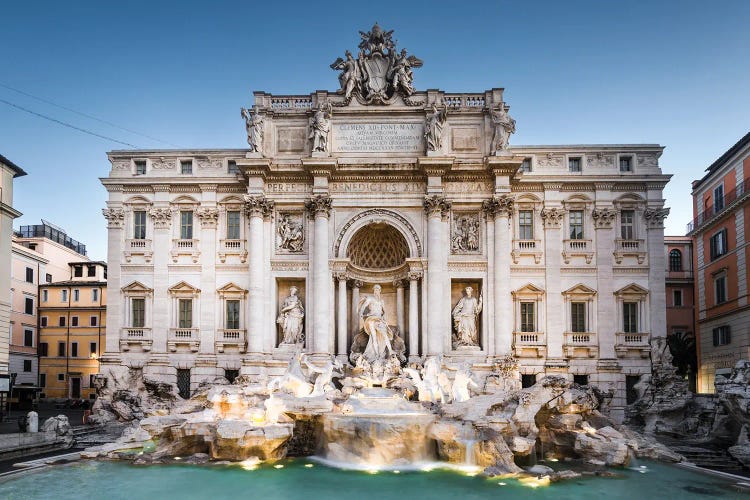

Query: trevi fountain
[3,24,749,499]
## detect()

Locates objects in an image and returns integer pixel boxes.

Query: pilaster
[541,206,565,362]
[592,207,618,359]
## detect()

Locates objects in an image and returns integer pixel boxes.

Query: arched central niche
[347,223,409,270]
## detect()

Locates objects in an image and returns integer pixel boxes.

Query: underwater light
[304,464,314,468]
[274,464,284,469]
[393,470,401,474]
[498,482,507,486]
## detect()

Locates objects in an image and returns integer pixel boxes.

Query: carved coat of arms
[330,23,423,105]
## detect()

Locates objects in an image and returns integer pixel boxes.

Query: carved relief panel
[451,212,481,254]
[276,212,305,254]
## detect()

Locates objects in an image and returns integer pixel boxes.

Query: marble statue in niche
[240,107,264,153]
[451,213,480,253]
[277,213,304,253]
[277,287,305,345]
[452,286,483,349]
[491,104,516,153]
[309,102,332,153]
[357,284,393,363]
[424,103,448,152]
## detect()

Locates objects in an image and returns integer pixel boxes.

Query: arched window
[669,249,682,271]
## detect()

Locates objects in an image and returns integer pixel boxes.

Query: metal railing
[687,180,747,233]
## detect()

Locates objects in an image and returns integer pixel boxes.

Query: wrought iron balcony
[687,179,748,234]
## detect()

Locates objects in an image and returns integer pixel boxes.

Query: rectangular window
[57,342,65,357]
[40,317,48,327]
[87,265,96,277]
[226,300,240,329]
[23,360,32,372]
[132,298,145,328]
[225,369,239,384]
[59,316,66,327]
[135,160,147,175]
[24,329,33,347]
[90,316,98,327]
[42,290,48,302]
[713,326,731,346]
[518,210,534,240]
[133,210,147,239]
[71,342,78,358]
[71,316,79,327]
[714,184,725,211]
[715,275,727,304]
[180,211,193,240]
[39,343,48,357]
[521,374,536,388]
[180,160,193,174]
[619,156,632,172]
[569,210,584,239]
[571,302,586,332]
[673,290,683,307]
[92,289,99,302]
[39,373,47,387]
[176,369,191,399]
[73,289,80,302]
[568,157,581,172]
[573,374,589,386]
[58,373,65,382]
[61,289,68,302]
[623,302,638,333]
[709,229,728,260]
[520,158,532,173]
[620,210,635,240]
[74,266,83,278]
[25,297,34,315]
[90,342,97,356]
[520,302,535,332]
[25,267,34,283]
[228,160,239,174]
[45,273,52,283]
[179,299,193,328]
[227,211,241,240]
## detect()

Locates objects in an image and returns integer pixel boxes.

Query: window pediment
[169,281,201,297]
[512,283,545,299]
[217,282,247,297]
[122,281,153,295]
[563,283,597,297]
[614,283,648,298]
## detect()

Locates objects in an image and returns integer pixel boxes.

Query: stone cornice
[485,155,525,177]
[237,157,271,179]
[302,158,337,178]
[418,156,454,177]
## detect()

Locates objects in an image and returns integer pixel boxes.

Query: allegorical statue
[330,50,360,100]
[277,286,304,345]
[358,284,393,363]
[491,105,516,153]
[452,286,483,348]
[240,107,264,153]
[309,101,332,153]
[388,48,416,96]
[425,103,448,152]
[277,214,304,252]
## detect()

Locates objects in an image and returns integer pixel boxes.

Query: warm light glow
[393,470,400,474]
[420,465,435,472]
[240,459,259,471]
[519,475,551,488]
[548,458,559,462]
[174,457,182,461]
[304,464,314,468]
[497,482,507,486]
[274,464,284,469]
[366,468,379,475]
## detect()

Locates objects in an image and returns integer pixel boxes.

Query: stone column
[245,195,274,354]
[335,273,348,358]
[350,280,362,338]
[541,207,565,361]
[395,279,405,340]
[196,205,219,356]
[645,208,670,340]
[423,195,451,355]
[102,207,125,355]
[592,208,618,360]
[408,271,422,359]
[483,195,514,356]
[305,195,333,354]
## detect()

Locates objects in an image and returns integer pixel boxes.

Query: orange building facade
[688,132,750,393]
[664,235,696,388]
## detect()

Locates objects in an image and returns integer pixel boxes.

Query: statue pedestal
[311,151,330,158]
[245,151,264,159]
[454,345,481,352]
[493,149,513,157]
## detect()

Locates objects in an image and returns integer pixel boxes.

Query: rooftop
[0,153,27,178]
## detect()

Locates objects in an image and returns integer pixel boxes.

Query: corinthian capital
[644,207,670,228]
[423,195,451,218]
[592,208,618,229]
[305,194,333,218]
[102,208,125,229]
[540,207,565,228]
[149,207,174,229]
[195,207,220,228]
[482,194,514,218]
[244,195,274,218]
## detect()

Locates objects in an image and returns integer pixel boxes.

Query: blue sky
[2,0,749,260]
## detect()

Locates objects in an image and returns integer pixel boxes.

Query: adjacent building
[9,238,47,408]
[38,261,107,400]
[688,131,750,393]
[0,154,27,408]
[665,235,696,389]
[99,26,671,421]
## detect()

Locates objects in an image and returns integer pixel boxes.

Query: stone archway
[346,223,409,271]
[334,209,422,259]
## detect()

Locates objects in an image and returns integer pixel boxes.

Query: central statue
[357,284,393,363]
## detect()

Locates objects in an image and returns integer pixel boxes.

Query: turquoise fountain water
[0,459,746,499]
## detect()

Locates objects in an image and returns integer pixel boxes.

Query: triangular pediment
[563,283,597,296]
[512,283,545,296]
[122,281,153,293]
[217,282,247,295]
[614,283,649,296]
[168,281,201,294]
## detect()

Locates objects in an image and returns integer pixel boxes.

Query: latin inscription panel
[332,123,424,153]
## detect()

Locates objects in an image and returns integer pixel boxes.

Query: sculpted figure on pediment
[491,104,516,153]
[240,107,264,154]
[309,102,332,153]
[425,103,448,152]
